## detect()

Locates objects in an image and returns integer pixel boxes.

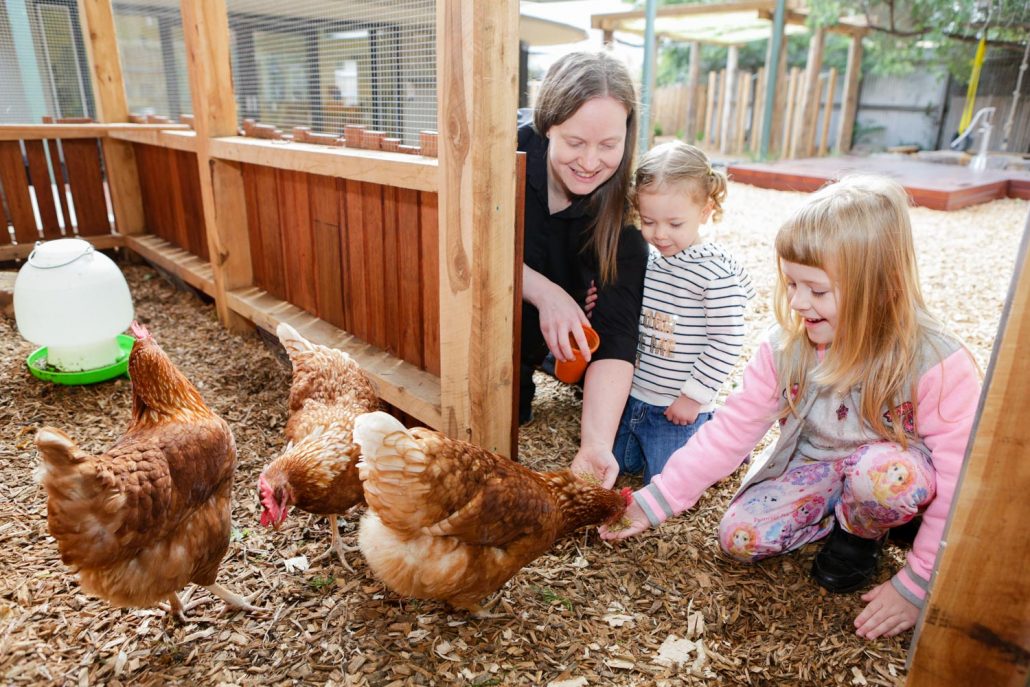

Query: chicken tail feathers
[35,427,84,472]
[353,412,431,533]
[276,323,315,360]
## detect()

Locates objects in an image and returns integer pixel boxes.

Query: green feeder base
[26,334,135,385]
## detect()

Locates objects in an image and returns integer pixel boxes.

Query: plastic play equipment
[950,106,996,172]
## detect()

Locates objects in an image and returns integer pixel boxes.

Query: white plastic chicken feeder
[14,238,134,376]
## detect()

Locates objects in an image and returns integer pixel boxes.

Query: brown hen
[257,323,379,570]
[35,322,258,619]
[352,411,630,616]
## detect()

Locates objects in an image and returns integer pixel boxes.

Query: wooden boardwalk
[727,155,1030,211]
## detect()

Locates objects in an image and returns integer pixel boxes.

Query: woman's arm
[522,264,592,362]
[570,358,635,488]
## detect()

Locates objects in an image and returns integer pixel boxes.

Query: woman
[518,51,648,489]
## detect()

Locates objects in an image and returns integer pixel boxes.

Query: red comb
[620,487,634,506]
[130,321,151,341]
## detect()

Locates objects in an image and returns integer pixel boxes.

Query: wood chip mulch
[1,185,1026,687]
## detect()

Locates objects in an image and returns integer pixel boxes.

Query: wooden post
[751,66,766,154]
[791,27,824,159]
[836,33,863,154]
[684,41,701,141]
[704,71,717,146]
[735,71,751,153]
[714,68,726,149]
[437,0,517,453]
[180,0,253,333]
[719,47,738,154]
[907,219,1030,687]
[77,0,144,235]
[818,67,837,156]
[765,32,789,155]
[781,67,800,159]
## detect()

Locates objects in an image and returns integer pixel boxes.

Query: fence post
[180,0,253,333]
[437,0,517,454]
[836,33,863,154]
[78,0,145,236]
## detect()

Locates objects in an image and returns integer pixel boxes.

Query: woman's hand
[584,280,598,318]
[854,581,919,639]
[665,395,701,425]
[600,498,651,540]
[571,445,619,490]
[523,266,591,362]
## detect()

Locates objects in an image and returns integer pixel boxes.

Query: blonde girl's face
[546,96,628,199]
[636,183,713,257]
[781,260,838,346]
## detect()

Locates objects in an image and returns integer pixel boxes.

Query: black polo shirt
[517,123,647,368]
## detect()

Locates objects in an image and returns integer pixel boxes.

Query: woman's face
[546,96,628,199]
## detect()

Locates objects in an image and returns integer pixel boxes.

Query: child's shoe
[811,521,884,593]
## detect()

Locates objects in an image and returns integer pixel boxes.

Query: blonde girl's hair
[773,174,941,446]
[630,141,728,222]
[534,51,637,285]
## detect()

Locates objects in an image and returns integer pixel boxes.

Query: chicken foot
[465,593,506,620]
[310,514,357,572]
[203,583,265,614]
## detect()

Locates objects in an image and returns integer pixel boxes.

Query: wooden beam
[907,217,1030,687]
[437,0,518,453]
[817,67,837,156]
[225,287,444,429]
[0,233,124,262]
[125,234,215,295]
[836,33,863,154]
[108,128,197,152]
[758,8,870,38]
[208,137,439,193]
[77,0,145,236]
[180,0,252,333]
[592,1,775,30]
[0,123,188,141]
[791,27,825,158]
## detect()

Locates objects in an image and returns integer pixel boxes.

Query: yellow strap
[959,35,987,133]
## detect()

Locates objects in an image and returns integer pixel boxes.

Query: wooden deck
[727,155,1030,211]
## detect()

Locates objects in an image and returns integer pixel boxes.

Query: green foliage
[308,575,335,591]
[533,586,574,611]
[647,0,1028,84]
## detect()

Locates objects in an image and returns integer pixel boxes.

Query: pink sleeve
[890,348,981,607]
[634,340,782,526]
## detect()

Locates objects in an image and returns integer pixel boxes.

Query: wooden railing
[0,123,179,260]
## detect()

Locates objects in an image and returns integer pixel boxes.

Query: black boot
[811,521,884,593]
[889,515,922,548]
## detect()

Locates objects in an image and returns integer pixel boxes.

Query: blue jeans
[613,396,713,484]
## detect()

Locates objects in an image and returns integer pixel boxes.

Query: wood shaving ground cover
[1,185,1025,686]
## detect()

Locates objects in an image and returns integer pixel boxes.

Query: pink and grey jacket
[633,325,981,607]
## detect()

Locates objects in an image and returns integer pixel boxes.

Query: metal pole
[638,0,657,155]
[759,0,786,159]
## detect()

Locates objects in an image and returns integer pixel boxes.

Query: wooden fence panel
[361,182,387,350]
[61,138,110,235]
[45,139,73,233]
[381,186,401,358]
[309,173,346,331]
[133,144,167,243]
[420,190,440,376]
[23,141,62,238]
[277,168,317,316]
[0,140,38,244]
[176,149,208,260]
[162,145,189,252]
[395,187,424,369]
[343,178,369,342]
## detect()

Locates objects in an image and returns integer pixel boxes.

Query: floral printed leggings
[718,442,936,562]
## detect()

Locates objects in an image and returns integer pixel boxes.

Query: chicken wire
[226,0,436,144]
[112,1,192,120]
[0,0,94,124]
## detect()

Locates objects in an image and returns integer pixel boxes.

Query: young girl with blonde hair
[611,141,754,484]
[602,175,981,640]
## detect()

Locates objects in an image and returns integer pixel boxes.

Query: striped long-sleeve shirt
[630,242,755,410]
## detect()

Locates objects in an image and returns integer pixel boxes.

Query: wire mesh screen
[226,0,436,144]
[113,1,192,119]
[0,0,94,124]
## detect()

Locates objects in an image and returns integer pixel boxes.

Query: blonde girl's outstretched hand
[600,498,651,540]
[854,581,919,639]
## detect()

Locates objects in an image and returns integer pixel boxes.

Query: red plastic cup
[554,325,601,384]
